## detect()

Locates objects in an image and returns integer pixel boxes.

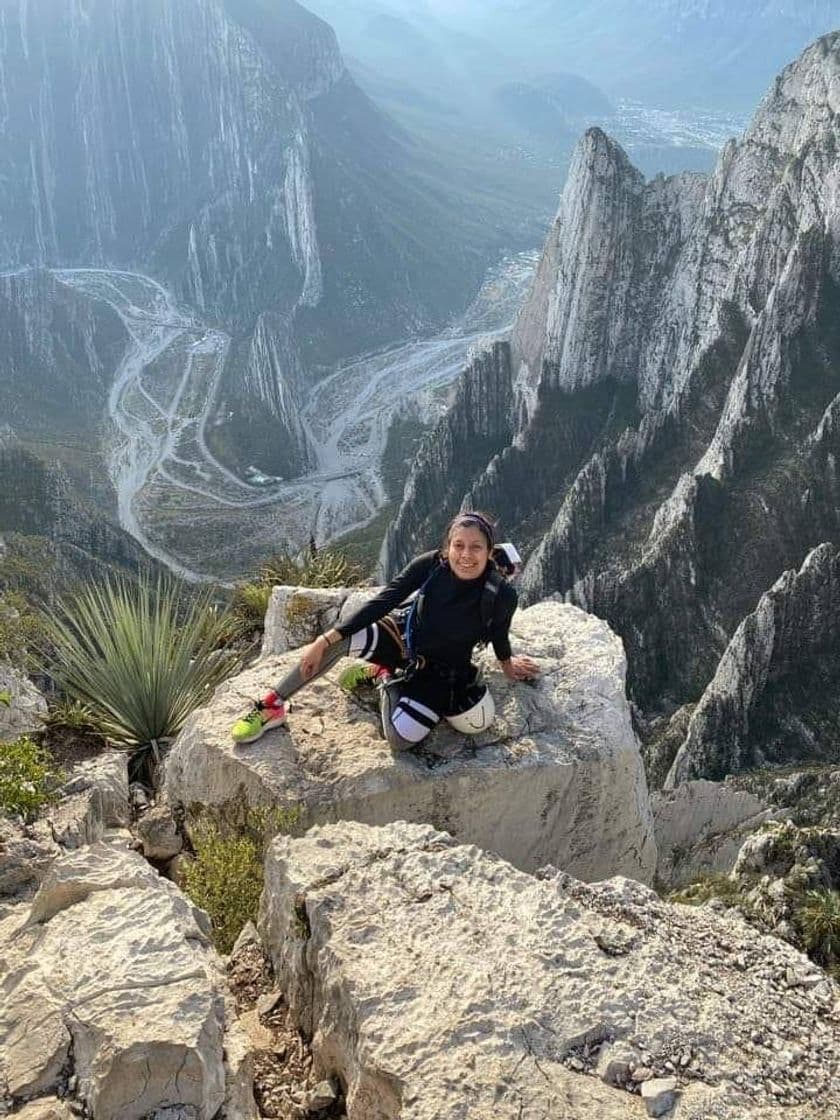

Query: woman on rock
[231,511,539,751]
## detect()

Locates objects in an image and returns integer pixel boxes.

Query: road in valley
[55,250,537,580]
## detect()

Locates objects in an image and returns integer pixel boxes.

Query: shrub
[40,698,99,731]
[260,547,364,590]
[0,590,46,667]
[44,574,240,748]
[228,581,273,636]
[794,889,840,969]
[224,546,365,638]
[184,805,300,954]
[0,735,61,820]
[668,873,746,910]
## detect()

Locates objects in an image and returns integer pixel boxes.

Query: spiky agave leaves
[46,574,239,748]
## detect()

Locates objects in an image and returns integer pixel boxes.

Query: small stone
[633,1066,654,1082]
[129,783,150,810]
[257,989,284,1018]
[304,1080,337,1112]
[230,920,261,957]
[164,851,194,889]
[238,1009,273,1050]
[569,1057,585,1072]
[641,1077,679,1117]
[134,804,182,861]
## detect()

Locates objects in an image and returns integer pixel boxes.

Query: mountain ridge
[383,31,840,781]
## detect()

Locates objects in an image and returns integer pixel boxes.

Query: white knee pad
[390,696,439,744]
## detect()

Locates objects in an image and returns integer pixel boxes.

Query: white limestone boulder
[134,803,183,861]
[167,601,657,883]
[261,585,377,657]
[0,751,130,898]
[0,843,253,1119]
[47,750,130,849]
[0,663,46,740]
[260,819,840,1120]
[653,779,781,888]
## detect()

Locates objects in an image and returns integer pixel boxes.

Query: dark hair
[441,510,497,552]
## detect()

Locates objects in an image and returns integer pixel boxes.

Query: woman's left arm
[491,586,540,681]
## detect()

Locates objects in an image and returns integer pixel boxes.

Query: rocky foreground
[2,595,840,1118]
[263,819,840,1120]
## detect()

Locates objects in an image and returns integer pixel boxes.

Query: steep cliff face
[380,341,515,575]
[0,442,154,588]
[386,34,840,777]
[0,270,126,443]
[667,543,840,786]
[0,0,490,354]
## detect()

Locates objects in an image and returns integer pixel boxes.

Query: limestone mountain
[0,0,535,490]
[2,0,511,360]
[0,0,542,574]
[383,33,840,783]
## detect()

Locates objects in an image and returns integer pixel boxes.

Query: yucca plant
[45,574,240,751]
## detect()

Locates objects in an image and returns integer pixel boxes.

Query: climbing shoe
[338,663,392,692]
[231,694,287,744]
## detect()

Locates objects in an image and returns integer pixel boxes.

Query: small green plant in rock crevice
[668,873,752,913]
[183,804,301,954]
[0,735,62,820]
[793,888,840,973]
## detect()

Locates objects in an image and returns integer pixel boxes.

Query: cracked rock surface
[261,819,840,1120]
[165,600,656,883]
[0,843,252,1119]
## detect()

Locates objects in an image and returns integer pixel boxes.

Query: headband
[451,511,496,546]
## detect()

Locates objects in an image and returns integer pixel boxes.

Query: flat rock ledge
[0,843,254,1119]
[165,601,656,883]
[261,819,840,1120]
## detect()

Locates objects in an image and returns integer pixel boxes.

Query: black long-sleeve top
[337,551,517,669]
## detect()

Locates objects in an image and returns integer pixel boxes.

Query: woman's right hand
[299,637,327,680]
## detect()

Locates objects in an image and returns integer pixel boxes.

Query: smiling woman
[230,510,539,751]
